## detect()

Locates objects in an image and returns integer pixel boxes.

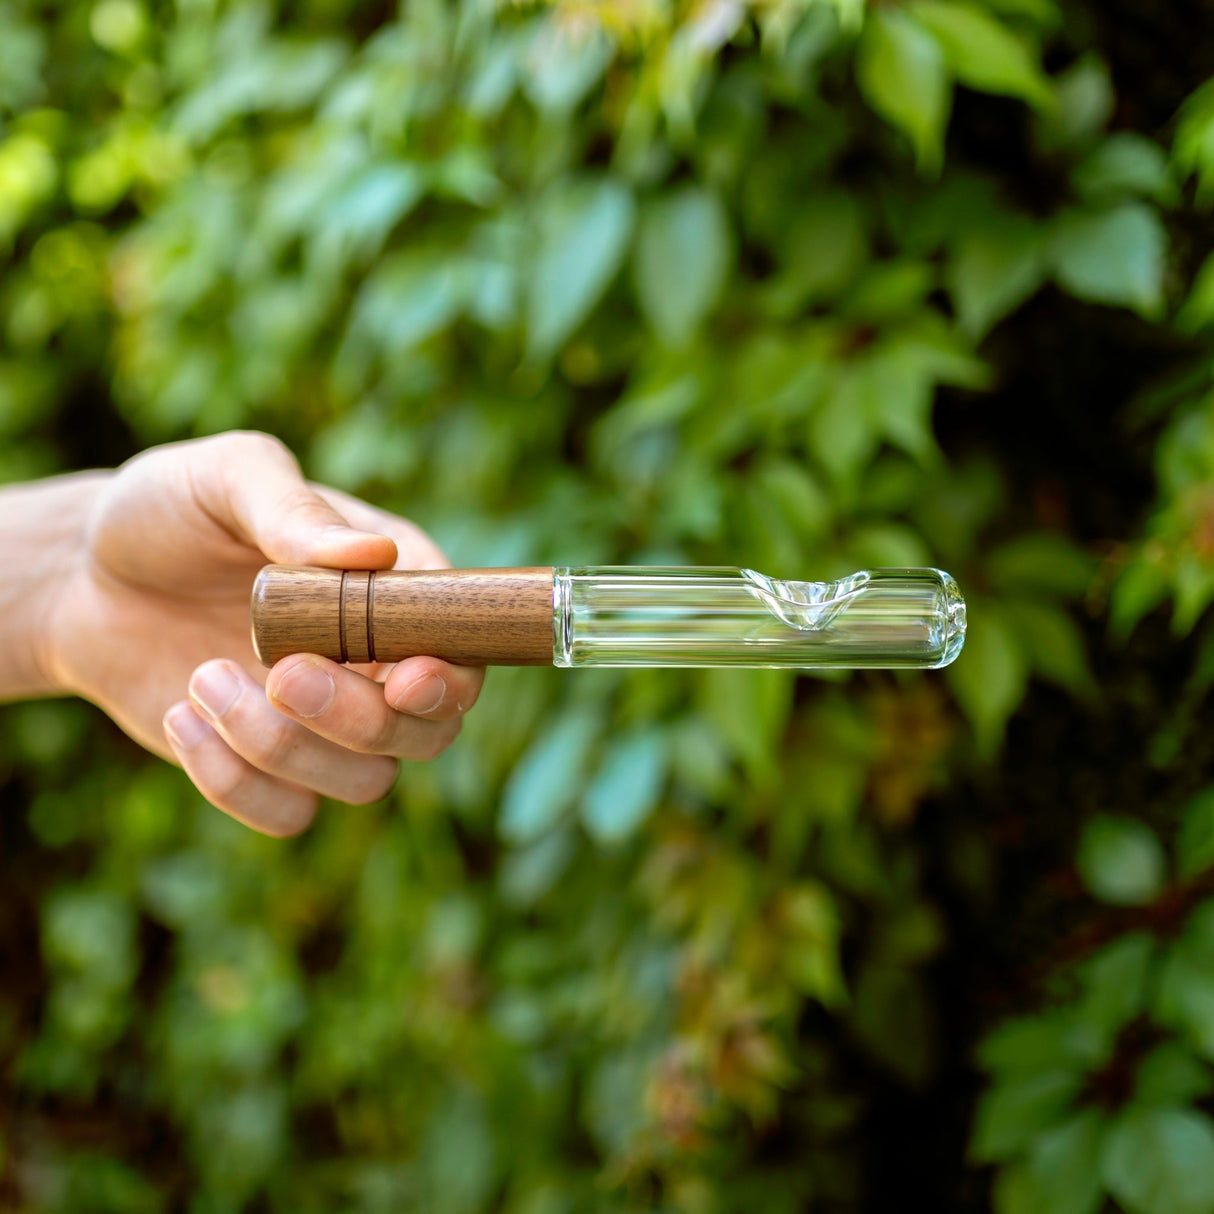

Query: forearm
[0,470,110,701]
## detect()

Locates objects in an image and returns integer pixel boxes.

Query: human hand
[42,431,484,835]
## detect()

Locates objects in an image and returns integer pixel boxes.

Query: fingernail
[165,703,211,750]
[273,660,336,718]
[190,662,242,720]
[395,673,446,716]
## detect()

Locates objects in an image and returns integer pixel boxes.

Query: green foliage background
[3,0,1214,1210]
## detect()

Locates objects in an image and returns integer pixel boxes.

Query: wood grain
[250,566,344,666]
[251,565,555,667]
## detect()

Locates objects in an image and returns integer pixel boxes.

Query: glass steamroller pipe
[251,565,966,670]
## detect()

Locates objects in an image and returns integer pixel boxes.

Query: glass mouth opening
[935,570,967,667]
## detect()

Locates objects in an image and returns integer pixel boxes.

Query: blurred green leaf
[946,605,1028,756]
[0,131,58,244]
[634,186,732,347]
[500,708,602,843]
[521,23,612,116]
[754,456,833,541]
[1175,79,1214,206]
[1177,251,1214,333]
[308,162,425,277]
[1110,557,1171,641]
[1178,787,1214,878]
[54,1152,163,1214]
[1002,600,1096,699]
[1050,203,1166,318]
[1039,55,1114,152]
[985,534,1098,597]
[856,9,951,173]
[43,888,137,991]
[978,1013,1105,1077]
[1156,406,1214,496]
[498,827,576,906]
[971,1071,1084,1162]
[1155,936,1214,1062]
[762,193,868,314]
[174,37,348,142]
[527,178,635,360]
[11,700,90,765]
[421,1086,497,1214]
[1078,932,1156,1037]
[781,882,846,1005]
[310,402,418,490]
[192,1084,289,1199]
[345,250,464,353]
[591,370,701,470]
[1074,135,1175,205]
[1077,816,1166,907]
[0,8,45,112]
[948,213,1046,337]
[1135,1043,1214,1107]
[140,851,228,930]
[1101,1107,1214,1214]
[809,368,883,487]
[839,258,936,323]
[909,1,1054,109]
[581,727,668,844]
[847,521,930,568]
[701,668,795,782]
[1174,556,1214,635]
[1000,1110,1106,1214]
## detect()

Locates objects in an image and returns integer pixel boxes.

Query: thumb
[194,432,398,568]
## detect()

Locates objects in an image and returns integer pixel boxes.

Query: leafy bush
[2,0,1214,1211]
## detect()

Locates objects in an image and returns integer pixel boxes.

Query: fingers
[382,656,485,721]
[163,658,408,836]
[107,431,456,576]
[162,652,482,838]
[187,660,400,798]
[265,654,479,757]
[124,430,458,576]
[163,702,319,838]
[189,431,399,569]
[315,488,451,571]
[164,653,481,836]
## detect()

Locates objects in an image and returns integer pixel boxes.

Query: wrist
[0,470,111,700]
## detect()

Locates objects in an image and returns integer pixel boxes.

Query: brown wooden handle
[250,565,555,667]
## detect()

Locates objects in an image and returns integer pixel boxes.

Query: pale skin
[0,431,485,837]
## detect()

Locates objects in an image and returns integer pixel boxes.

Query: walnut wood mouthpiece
[251,565,556,667]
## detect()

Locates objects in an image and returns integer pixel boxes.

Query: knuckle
[233,430,293,463]
[412,718,461,762]
[277,485,327,518]
[260,797,317,838]
[199,760,255,814]
[368,711,404,755]
[252,717,301,772]
[188,748,317,838]
[347,759,398,804]
[275,486,341,537]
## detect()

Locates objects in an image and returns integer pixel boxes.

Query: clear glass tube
[552,567,966,669]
